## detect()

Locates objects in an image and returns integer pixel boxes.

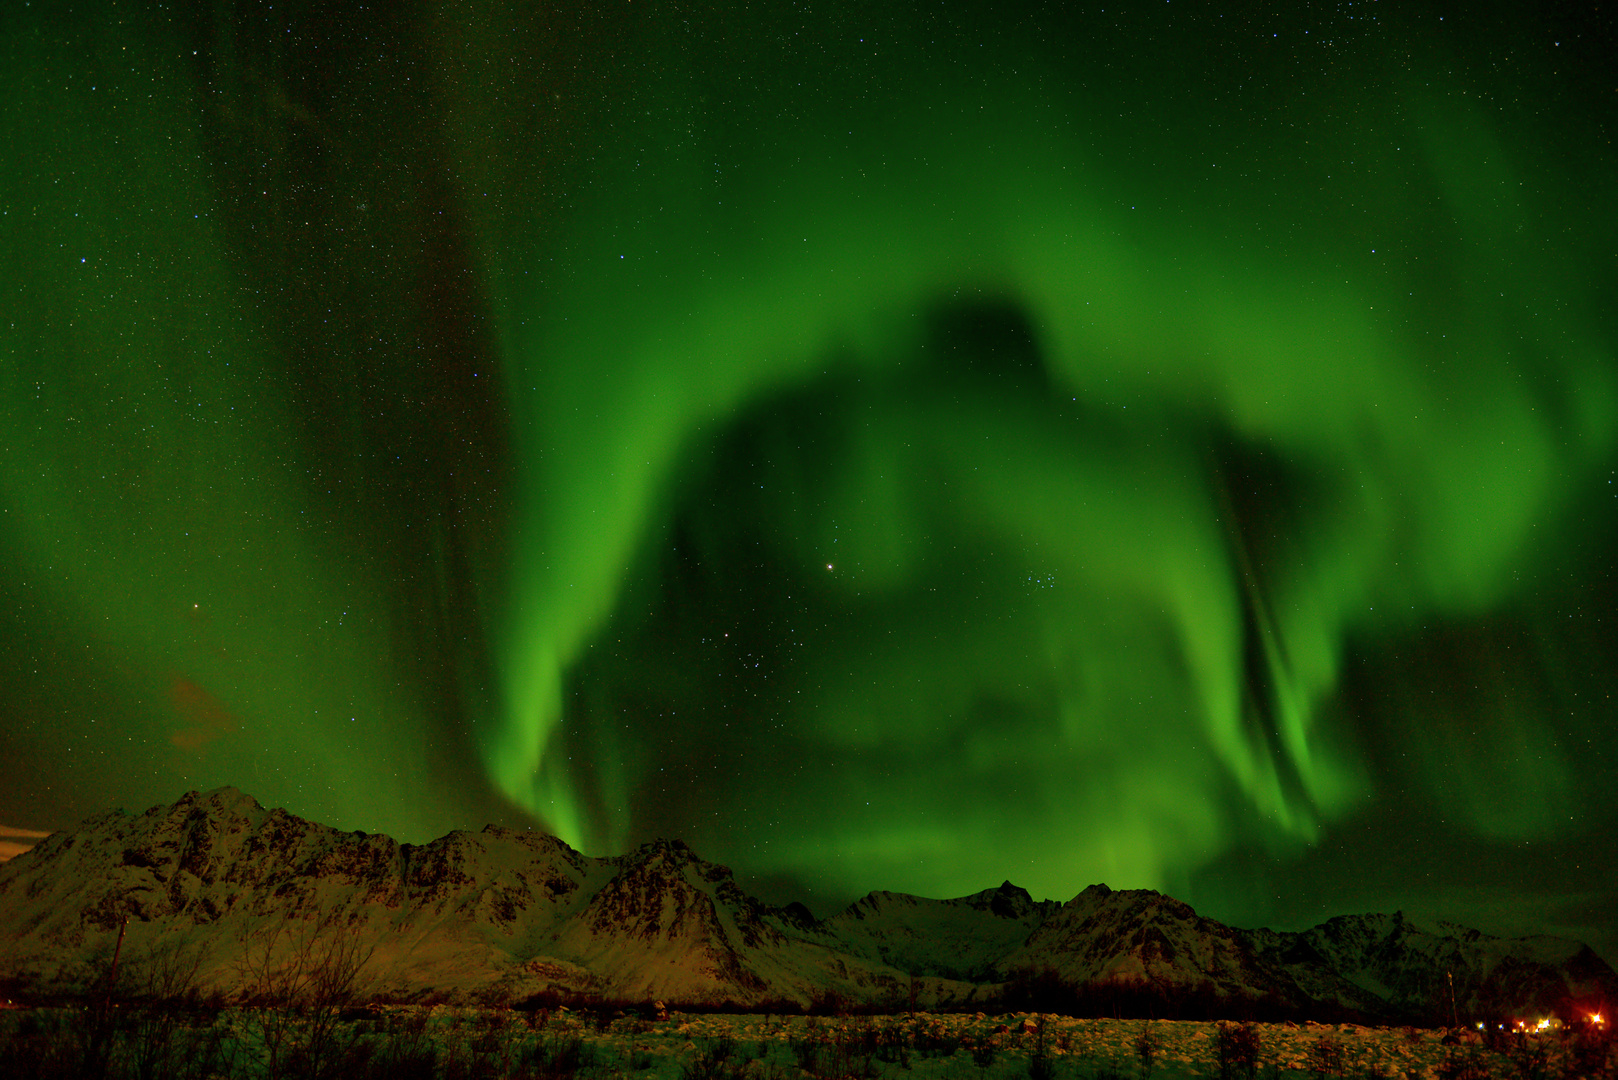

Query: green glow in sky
[0,6,479,838]
[471,17,1614,908]
[3,1,1614,959]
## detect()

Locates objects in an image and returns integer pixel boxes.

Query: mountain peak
[778,900,816,927]
[987,881,1037,918]
[161,787,266,821]
[196,786,264,812]
[2,789,1611,1018]
[627,837,698,865]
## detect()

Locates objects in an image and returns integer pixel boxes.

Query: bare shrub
[1307,1033,1345,1079]
[1026,1013,1056,1080]
[1135,1020,1158,1079]
[1215,1020,1262,1080]
[1435,1046,1491,1080]
[234,911,375,1080]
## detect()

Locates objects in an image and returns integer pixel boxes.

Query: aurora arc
[481,56,1614,893]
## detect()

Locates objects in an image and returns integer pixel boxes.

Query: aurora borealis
[3,0,1615,961]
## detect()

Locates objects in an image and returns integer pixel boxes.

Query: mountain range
[0,788,1610,1022]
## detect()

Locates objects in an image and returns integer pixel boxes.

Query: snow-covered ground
[3,1005,1608,1079]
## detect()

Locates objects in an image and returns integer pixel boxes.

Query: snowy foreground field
[4,1004,1614,1080]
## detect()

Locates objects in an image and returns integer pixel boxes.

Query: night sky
[3,1,1615,963]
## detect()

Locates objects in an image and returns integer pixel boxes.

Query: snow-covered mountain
[1,789,1611,1020]
[993,884,1328,1014]
[0,789,971,1008]
[813,881,1060,982]
[1246,911,1618,1023]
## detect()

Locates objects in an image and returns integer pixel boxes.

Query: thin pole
[105,915,129,1011]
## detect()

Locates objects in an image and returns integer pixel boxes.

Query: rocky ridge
[0,789,1611,1020]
